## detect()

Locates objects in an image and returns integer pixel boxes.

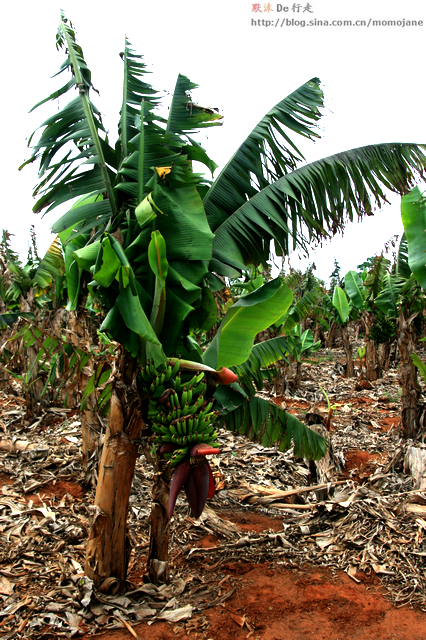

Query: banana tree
[398,187,426,437]
[331,285,356,377]
[22,13,426,590]
[362,217,426,439]
[344,256,394,380]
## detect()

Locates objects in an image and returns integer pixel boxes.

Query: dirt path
[83,555,426,640]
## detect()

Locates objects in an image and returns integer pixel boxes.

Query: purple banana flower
[168,444,218,519]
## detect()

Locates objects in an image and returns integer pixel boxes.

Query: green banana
[192,380,206,397]
[157,412,168,425]
[174,373,182,394]
[186,387,193,406]
[199,423,216,437]
[171,404,182,421]
[183,402,197,416]
[151,423,164,434]
[169,447,188,468]
[175,419,184,436]
[180,387,188,408]
[170,391,178,409]
[163,363,172,383]
[198,401,214,419]
[148,358,157,378]
[140,367,151,384]
[170,359,180,379]
[193,395,204,411]
[185,371,205,389]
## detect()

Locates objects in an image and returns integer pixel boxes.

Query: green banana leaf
[363,255,391,304]
[401,186,426,290]
[278,286,323,333]
[332,286,350,324]
[396,233,411,279]
[166,74,222,136]
[374,273,405,317]
[412,352,426,385]
[148,230,168,336]
[0,312,35,330]
[344,270,364,310]
[119,37,161,160]
[203,278,293,369]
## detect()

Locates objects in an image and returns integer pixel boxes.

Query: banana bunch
[368,317,395,345]
[140,358,181,395]
[141,360,220,468]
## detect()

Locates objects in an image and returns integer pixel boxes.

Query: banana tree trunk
[379,342,391,372]
[313,323,325,346]
[68,309,100,479]
[398,310,420,439]
[148,461,171,584]
[341,325,355,378]
[325,321,337,348]
[19,293,44,415]
[294,361,302,388]
[364,314,382,381]
[84,362,145,592]
[80,360,100,484]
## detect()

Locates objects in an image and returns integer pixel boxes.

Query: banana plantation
[2,11,426,639]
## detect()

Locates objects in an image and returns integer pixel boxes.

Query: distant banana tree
[21,13,426,590]
[0,230,68,408]
[331,284,356,377]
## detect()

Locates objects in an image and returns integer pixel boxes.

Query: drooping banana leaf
[0,312,35,330]
[232,336,292,394]
[21,12,117,233]
[210,141,426,273]
[34,236,65,283]
[215,385,327,459]
[204,78,323,229]
[277,285,323,333]
[148,230,168,337]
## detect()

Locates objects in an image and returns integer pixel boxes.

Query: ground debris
[2,346,426,638]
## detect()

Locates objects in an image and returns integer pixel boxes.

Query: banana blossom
[168,444,219,518]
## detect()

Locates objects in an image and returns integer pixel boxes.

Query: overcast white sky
[3,0,426,283]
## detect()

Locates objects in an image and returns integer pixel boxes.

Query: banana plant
[344,256,395,380]
[398,187,426,437]
[401,186,426,289]
[21,13,426,590]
